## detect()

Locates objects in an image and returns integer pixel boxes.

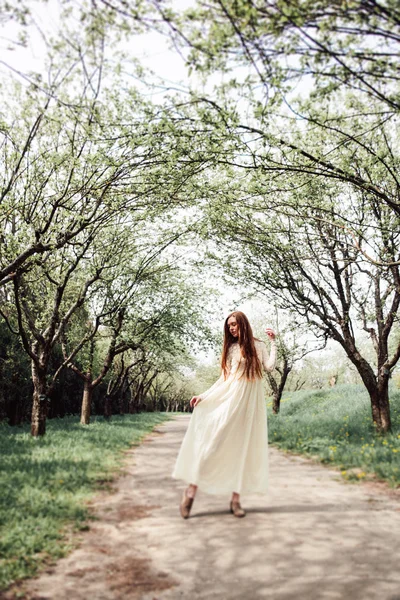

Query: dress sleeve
[198,346,233,401]
[261,340,277,373]
[198,372,225,401]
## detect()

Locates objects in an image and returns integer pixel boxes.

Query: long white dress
[171,339,277,495]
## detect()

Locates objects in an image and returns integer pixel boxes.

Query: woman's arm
[190,371,225,408]
[198,372,225,401]
[190,346,238,408]
[190,347,234,408]
[261,339,277,373]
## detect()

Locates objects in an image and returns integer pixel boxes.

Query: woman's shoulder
[254,338,266,348]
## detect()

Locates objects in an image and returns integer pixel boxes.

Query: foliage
[0,412,170,590]
[201,172,400,432]
[169,0,400,217]
[268,384,400,486]
[2,0,400,436]
[187,360,222,398]
[0,320,31,424]
[288,348,363,391]
[0,15,224,432]
[250,308,323,410]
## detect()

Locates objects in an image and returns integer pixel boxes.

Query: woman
[171,311,276,519]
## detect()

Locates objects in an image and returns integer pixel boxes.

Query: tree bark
[268,360,291,415]
[370,375,391,433]
[31,360,48,437]
[354,360,391,433]
[80,378,93,425]
[268,376,279,415]
[129,384,141,413]
[104,393,112,419]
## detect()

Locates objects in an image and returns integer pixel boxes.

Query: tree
[155,1,400,233]
[0,24,225,434]
[205,178,400,433]
[62,255,178,425]
[123,276,216,413]
[265,318,322,414]
[0,0,237,431]
[103,352,142,418]
[0,26,116,288]
[2,226,116,435]
[245,308,323,412]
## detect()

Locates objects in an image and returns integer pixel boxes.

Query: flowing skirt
[171,373,269,495]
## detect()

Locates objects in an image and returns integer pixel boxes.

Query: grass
[267,384,400,487]
[0,412,172,591]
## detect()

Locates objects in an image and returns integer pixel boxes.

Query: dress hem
[171,473,269,496]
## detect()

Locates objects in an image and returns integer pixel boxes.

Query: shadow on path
[12,414,400,600]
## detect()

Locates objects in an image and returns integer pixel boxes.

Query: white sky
[1,0,193,87]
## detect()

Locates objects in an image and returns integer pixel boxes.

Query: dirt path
[9,415,400,600]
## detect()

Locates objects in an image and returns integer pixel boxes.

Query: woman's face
[227,316,239,338]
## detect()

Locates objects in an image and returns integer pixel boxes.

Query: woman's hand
[190,396,202,408]
[265,327,276,340]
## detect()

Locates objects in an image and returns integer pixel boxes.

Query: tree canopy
[1,0,399,434]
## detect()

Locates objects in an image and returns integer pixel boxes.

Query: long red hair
[221,311,262,381]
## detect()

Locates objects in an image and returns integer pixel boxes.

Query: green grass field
[0,413,171,591]
[267,384,400,486]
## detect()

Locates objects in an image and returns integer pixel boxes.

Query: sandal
[230,500,246,518]
[180,488,194,519]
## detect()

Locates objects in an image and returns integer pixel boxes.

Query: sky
[1,0,192,88]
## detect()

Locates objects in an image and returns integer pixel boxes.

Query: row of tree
[158,0,400,433]
[1,0,400,435]
[0,7,218,434]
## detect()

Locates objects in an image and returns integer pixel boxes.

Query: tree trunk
[269,361,291,415]
[119,378,130,414]
[31,360,48,437]
[370,374,392,433]
[128,385,135,413]
[356,364,391,433]
[271,392,280,414]
[117,392,124,415]
[343,343,392,434]
[104,393,112,419]
[294,379,305,391]
[129,384,141,414]
[81,378,93,425]
[267,374,279,414]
